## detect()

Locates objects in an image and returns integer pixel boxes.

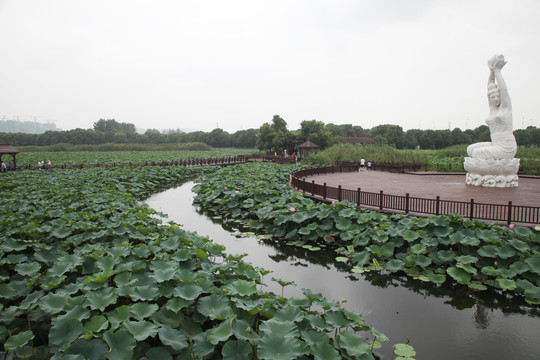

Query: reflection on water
[146,181,540,360]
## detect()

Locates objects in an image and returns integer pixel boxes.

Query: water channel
[146,181,540,360]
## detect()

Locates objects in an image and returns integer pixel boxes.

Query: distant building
[342,137,376,145]
[0,119,58,134]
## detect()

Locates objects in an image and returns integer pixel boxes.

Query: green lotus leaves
[409,244,427,254]
[257,332,307,360]
[447,267,471,284]
[49,317,84,349]
[495,245,516,259]
[394,343,417,358]
[401,230,420,242]
[158,326,189,351]
[311,341,342,360]
[456,255,477,264]
[274,306,305,323]
[336,332,373,358]
[197,294,234,320]
[260,318,300,338]
[525,255,540,275]
[86,287,118,311]
[477,245,498,258]
[108,305,131,329]
[123,320,158,341]
[130,302,159,320]
[508,238,530,252]
[130,285,160,301]
[39,292,67,314]
[222,339,253,360]
[103,329,136,360]
[224,280,258,296]
[4,330,34,351]
[385,259,406,272]
[65,339,109,360]
[207,320,234,345]
[84,315,109,333]
[496,278,517,291]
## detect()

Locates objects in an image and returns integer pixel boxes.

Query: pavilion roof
[298,141,319,148]
[0,144,20,154]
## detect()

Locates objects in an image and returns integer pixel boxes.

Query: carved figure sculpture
[464,55,520,187]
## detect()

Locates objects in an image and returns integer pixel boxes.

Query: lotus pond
[146,162,540,359]
[0,165,411,359]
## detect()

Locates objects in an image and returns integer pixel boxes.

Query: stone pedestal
[463,157,519,187]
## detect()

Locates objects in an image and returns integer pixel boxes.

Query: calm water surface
[146,182,540,360]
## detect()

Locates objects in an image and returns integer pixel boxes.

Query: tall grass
[305,144,426,165]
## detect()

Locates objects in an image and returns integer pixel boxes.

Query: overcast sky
[1,0,539,133]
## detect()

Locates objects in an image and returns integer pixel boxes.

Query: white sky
[1,0,539,133]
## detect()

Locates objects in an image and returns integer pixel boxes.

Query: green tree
[256,115,292,153]
[299,120,335,149]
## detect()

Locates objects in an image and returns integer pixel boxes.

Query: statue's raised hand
[492,54,506,70]
[488,54,499,69]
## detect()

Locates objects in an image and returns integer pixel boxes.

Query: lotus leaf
[477,245,498,258]
[65,339,109,360]
[401,230,420,242]
[325,310,355,329]
[432,226,452,237]
[130,285,160,301]
[497,278,517,291]
[409,244,427,254]
[4,330,34,351]
[222,340,253,360]
[456,255,478,264]
[49,317,83,349]
[274,306,304,323]
[259,318,299,338]
[224,280,258,296]
[495,245,516,259]
[84,315,109,333]
[103,329,136,360]
[108,305,131,329]
[336,332,373,358]
[435,250,456,263]
[525,255,540,275]
[394,343,416,358]
[513,226,533,238]
[39,293,66,314]
[130,302,159,320]
[456,263,477,275]
[257,332,307,360]
[207,320,234,345]
[508,239,530,252]
[352,251,371,266]
[157,326,188,351]
[197,294,234,320]
[193,337,215,358]
[385,259,405,272]
[86,287,118,311]
[447,267,471,284]
[509,262,529,274]
[311,342,341,360]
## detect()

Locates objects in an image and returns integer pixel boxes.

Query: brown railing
[291,166,540,226]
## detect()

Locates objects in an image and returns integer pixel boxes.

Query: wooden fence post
[405,193,410,214]
[338,185,342,201]
[311,180,315,196]
[302,178,306,194]
[436,196,440,215]
[507,201,513,225]
[357,188,361,207]
[379,190,383,211]
[469,199,474,220]
[323,183,327,199]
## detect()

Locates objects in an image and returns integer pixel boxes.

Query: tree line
[0,117,538,151]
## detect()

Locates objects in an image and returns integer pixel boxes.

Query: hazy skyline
[1,0,539,133]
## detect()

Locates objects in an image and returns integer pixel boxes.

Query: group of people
[359,158,372,170]
[0,160,15,172]
[37,160,51,170]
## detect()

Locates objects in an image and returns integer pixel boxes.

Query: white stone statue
[463,54,520,187]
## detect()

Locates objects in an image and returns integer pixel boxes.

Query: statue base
[463,157,520,187]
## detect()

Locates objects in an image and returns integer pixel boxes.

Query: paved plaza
[303,170,540,207]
